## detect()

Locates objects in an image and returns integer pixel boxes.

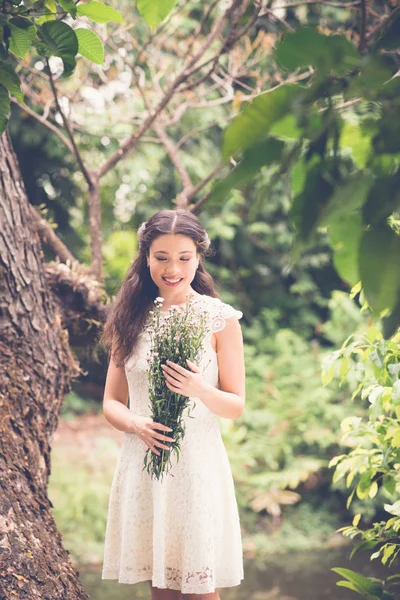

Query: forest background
[1,0,400,598]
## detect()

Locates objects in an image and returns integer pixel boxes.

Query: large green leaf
[329,212,362,286]
[348,55,398,100]
[76,2,123,24]
[137,0,178,28]
[0,62,23,102]
[332,568,383,596]
[0,84,11,134]
[58,0,77,18]
[8,17,37,58]
[373,111,400,155]
[359,225,400,314]
[318,172,372,226]
[290,160,333,246]
[210,138,284,204]
[275,28,359,76]
[40,21,78,57]
[61,53,76,77]
[222,84,302,159]
[363,175,400,225]
[75,28,104,64]
[340,122,372,168]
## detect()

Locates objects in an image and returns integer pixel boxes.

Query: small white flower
[155,296,165,304]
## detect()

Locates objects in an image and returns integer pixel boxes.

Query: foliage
[49,435,119,565]
[216,12,400,333]
[220,291,366,531]
[0,0,178,133]
[61,390,100,418]
[326,324,400,598]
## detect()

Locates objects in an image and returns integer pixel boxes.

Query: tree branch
[358,0,367,52]
[46,59,95,190]
[30,206,77,265]
[153,121,193,194]
[365,4,400,44]
[11,98,74,154]
[96,0,244,179]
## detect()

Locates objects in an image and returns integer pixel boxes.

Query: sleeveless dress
[101,294,244,594]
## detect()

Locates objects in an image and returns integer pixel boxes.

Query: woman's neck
[159,288,200,312]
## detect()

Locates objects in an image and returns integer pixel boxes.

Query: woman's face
[147,234,200,297]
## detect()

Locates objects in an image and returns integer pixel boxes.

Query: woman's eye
[155,258,190,262]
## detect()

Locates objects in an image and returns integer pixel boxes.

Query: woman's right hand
[130,415,175,456]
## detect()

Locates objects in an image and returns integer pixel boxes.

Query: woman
[101,209,245,600]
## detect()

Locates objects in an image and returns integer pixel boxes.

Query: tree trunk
[0,130,89,599]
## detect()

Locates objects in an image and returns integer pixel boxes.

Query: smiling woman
[100,209,245,600]
[147,234,200,307]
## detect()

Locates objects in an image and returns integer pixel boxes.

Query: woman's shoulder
[199,294,243,332]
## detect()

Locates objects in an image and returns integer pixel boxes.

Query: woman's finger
[165,361,189,376]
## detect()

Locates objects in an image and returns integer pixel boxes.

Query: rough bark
[0,130,89,600]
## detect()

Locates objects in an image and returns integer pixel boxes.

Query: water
[79,546,391,599]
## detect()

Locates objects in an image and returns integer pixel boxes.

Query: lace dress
[101,294,244,594]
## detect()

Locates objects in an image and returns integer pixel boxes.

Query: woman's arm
[199,316,245,420]
[103,356,137,433]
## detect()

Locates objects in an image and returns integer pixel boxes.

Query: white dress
[101,294,244,594]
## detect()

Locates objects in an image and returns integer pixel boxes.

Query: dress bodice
[124,294,243,428]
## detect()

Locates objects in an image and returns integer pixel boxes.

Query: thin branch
[175,119,222,150]
[153,121,193,193]
[187,162,225,200]
[189,189,213,214]
[358,0,367,52]
[97,0,244,179]
[184,0,220,62]
[30,206,77,265]
[11,99,74,154]
[261,0,361,8]
[46,59,94,189]
[365,4,400,44]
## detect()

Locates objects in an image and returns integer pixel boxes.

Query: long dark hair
[101,209,220,367]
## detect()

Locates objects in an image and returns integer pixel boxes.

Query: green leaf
[58,0,77,18]
[363,175,400,225]
[275,28,359,76]
[290,161,333,246]
[8,17,37,58]
[332,568,383,595]
[383,475,396,495]
[75,28,104,64]
[340,122,372,168]
[369,481,378,499]
[0,84,11,134]
[0,62,23,102]
[222,84,302,159]
[40,21,78,57]
[382,544,396,565]
[356,471,373,500]
[319,172,372,227]
[348,55,398,100]
[359,225,400,314]
[136,0,178,28]
[210,137,284,204]
[76,2,123,24]
[61,53,76,77]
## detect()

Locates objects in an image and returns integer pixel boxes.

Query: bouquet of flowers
[143,292,210,481]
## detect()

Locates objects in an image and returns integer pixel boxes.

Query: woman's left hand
[161,359,209,399]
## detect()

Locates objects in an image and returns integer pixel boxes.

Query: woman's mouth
[162,277,183,287]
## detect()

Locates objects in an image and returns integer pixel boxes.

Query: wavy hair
[101,209,220,367]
